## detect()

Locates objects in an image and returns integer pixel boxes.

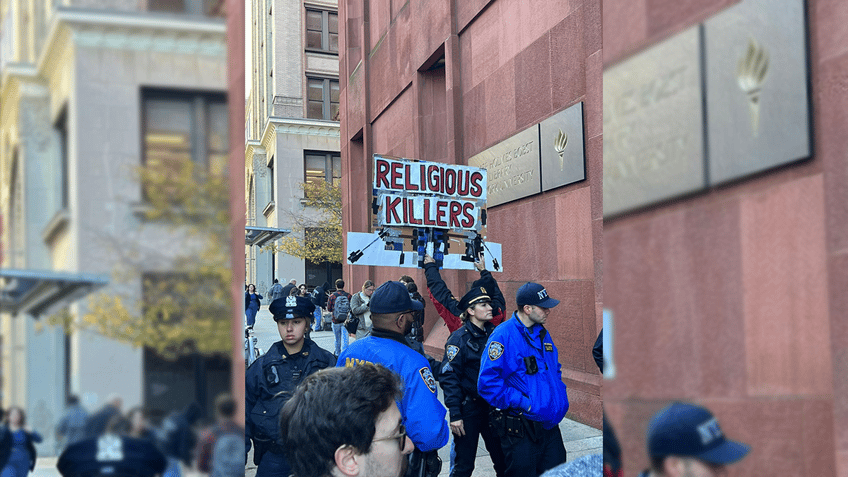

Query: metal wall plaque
[603,26,705,216]
[540,102,586,192]
[468,125,541,207]
[704,0,810,184]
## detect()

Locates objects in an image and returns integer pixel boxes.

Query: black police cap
[269,295,315,321]
[458,286,491,311]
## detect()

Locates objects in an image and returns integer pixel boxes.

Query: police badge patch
[545,343,553,352]
[446,345,459,361]
[488,342,504,360]
[419,367,437,393]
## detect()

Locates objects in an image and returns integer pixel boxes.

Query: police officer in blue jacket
[440,286,507,477]
[478,282,569,477]
[338,280,450,477]
[246,295,335,477]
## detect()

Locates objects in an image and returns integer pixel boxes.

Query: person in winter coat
[56,395,88,451]
[439,286,507,477]
[424,253,506,333]
[311,285,327,332]
[245,284,263,328]
[1,407,41,477]
[350,280,375,339]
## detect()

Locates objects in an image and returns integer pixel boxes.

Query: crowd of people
[243,259,753,477]
[245,254,588,477]
[31,393,242,477]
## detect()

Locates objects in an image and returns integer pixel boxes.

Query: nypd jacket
[57,435,166,477]
[477,313,569,429]
[337,328,450,452]
[440,320,495,422]
[245,339,335,442]
[423,263,506,333]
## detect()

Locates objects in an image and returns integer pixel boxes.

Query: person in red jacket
[423,253,506,333]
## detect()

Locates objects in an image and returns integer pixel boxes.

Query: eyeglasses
[372,424,407,450]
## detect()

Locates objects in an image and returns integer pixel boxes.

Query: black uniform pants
[451,405,506,477]
[256,450,291,477]
[499,423,566,477]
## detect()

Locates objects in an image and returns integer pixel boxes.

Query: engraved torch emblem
[736,37,770,136]
[554,129,568,171]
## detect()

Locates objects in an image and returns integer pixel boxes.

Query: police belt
[254,437,287,455]
[489,408,544,442]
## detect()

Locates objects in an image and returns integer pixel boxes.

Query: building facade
[603,0,848,475]
[0,0,229,454]
[245,0,342,295]
[338,0,603,427]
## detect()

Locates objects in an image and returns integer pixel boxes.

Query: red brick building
[604,0,848,475]
[338,0,603,427]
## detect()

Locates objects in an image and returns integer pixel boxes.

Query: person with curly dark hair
[279,365,412,477]
[1,407,40,477]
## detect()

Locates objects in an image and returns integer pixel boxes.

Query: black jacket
[57,435,166,477]
[423,263,506,333]
[439,320,496,422]
[245,338,334,456]
[84,405,120,439]
[0,426,11,470]
[593,329,603,372]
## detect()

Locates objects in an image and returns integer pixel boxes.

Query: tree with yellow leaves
[46,158,232,359]
[271,181,343,264]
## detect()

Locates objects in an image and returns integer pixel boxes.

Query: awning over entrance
[0,269,109,317]
[245,226,290,247]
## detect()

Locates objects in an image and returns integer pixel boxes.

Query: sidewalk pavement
[247,306,602,476]
[32,457,205,477]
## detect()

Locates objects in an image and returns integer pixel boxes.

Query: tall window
[142,90,228,200]
[53,107,69,211]
[305,9,339,54]
[304,152,341,191]
[306,77,340,121]
[268,156,275,203]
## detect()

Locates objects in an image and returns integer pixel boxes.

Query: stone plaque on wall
[704,0,810,184]
[603,26,705,216]
[468,125,541,207]
[540,102,586,192]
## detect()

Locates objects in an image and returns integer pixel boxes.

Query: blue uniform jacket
[337,328,449,452]
[246,339,335,442]
[477,313,569,429]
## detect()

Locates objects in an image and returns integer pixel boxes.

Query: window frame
[304,7,339,55]
[140,88,228,201]
[305,76,340,121]
[303,151,341,197]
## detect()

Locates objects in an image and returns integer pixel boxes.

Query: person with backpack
[195,395,243,477]
[158,403,201,477]
[268,279,284,304]
[327,279,352,356]
[56,395,88,451]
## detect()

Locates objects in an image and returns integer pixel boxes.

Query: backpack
[269,284,283,303]
[333,293,351,323]
[210,429,244,477]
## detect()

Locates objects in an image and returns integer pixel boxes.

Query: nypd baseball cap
[458,286,491,311]
[268,295,315,321]
[516,282,560,308]
[647,402,750,465]
[370,280,424,314]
